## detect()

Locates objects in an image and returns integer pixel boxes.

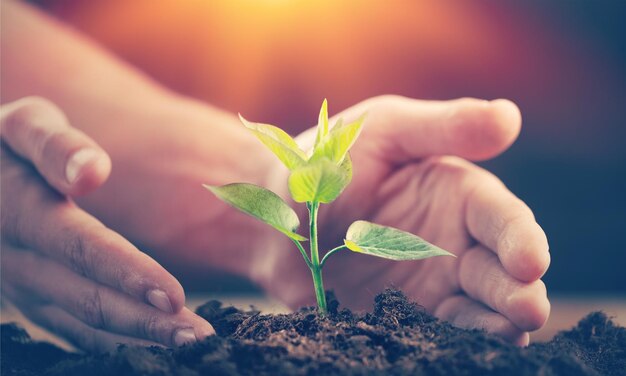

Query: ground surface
[2,289,625,375]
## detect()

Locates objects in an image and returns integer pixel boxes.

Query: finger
[0,96,111,196]
[435,294,529,346]
[465,172,550,281]
[2,174,186,315]
[458,245,550,332]
[339,95,521,162]
[19,304,161,353]
[4,248,214,347]
[1,281,160,352]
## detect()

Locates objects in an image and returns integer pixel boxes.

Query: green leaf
[288,158,350,203]
[311,115,365,164]
[314,99,329,148]
[339,153,353,182]
[239,114,307,170]
[344,220,455,261]
[332,118,343,129]
[204,183,307,241]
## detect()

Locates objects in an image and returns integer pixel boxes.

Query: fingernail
[173,328,197,347]
[147,289,173,313]
[66,148,99,184]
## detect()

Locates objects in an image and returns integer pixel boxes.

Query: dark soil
[2,289,625,376]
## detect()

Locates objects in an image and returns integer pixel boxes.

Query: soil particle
[2,289,624,376]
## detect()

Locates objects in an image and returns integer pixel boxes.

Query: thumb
[0,97,111,196]
[341,96,522,162]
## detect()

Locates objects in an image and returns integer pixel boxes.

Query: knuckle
[141,313,165,342]
[16,97,64,120]
[114,263,134,293]
[3,97,63,134]
[1,164,72,246]
[496,208,534,254]
[35,127,80,169]
[16,96,60,111]
[3,97,70,164]
[473,317,490,331]
[366,94,406,115]
[434,156,480,180]
[371,94,405,106]
[63,231,92,277]
[86,229,130,289]
[414,156,476,194]
[457,249,476,287]
[57,219,106,278]
[77,288,106,329]
[38,130,70,158]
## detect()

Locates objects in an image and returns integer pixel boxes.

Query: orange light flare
[47,0,623,153]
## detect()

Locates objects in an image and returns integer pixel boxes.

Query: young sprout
[205,99,455,314]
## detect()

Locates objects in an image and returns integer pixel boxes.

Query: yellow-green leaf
[314,99,329,148]
[205,183,307,241]
[344,220,455,260]
[311,115,365,164]
[288,158,349,204]
[239,114,307,170]
[339,153,353,182]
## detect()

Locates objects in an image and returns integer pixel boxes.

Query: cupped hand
[0,97,214,352]
[262,96,550,346]
[61,93,548,346]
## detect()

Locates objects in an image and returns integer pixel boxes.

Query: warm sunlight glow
[48,0,608,141]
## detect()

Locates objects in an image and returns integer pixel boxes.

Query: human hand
[0,97,214,352]
[260,96,550,346]
[0,0,546,347]
[60,93,547,346]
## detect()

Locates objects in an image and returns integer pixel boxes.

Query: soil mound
[2,289,624,375]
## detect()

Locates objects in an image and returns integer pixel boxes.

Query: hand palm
[320,155,472,312]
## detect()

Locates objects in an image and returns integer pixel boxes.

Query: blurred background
[32,0,626,294]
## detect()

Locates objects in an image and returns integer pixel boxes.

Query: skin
[1,1,549,351]
[263,97,550,346]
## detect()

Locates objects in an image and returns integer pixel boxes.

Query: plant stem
[308,201,327,314]
[320,245,347,268]
[291,239,313,269]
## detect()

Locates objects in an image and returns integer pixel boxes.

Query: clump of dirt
[2,289,625,375]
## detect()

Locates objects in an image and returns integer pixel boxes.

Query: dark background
[36,0,626,293]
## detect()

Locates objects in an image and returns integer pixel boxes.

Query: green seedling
[205,100,455,314]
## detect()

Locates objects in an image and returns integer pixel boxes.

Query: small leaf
[314,99,329,148]
[239,115,307,170]
[288,158,349,203]
[344,220,455,261]
[339,153,353,182]
[311,115,365,164]
[205,183,307,241]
